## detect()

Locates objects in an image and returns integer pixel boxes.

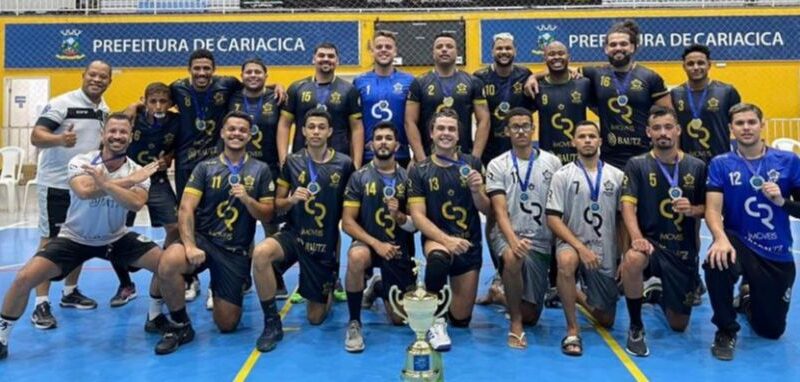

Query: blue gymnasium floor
[0,222,799,381]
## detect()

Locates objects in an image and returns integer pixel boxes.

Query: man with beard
[251,109,355,353]
[546,121,625,356]
[154,111,275,355]
[407,109,490,351]
[341,121,416,353]
[353,30,415,168]
[277,42,364,168]
[620,106,706,357]
[0,114,162,360]
[703,103,799,361]
[406,32,490,161]
[486,108,562,349]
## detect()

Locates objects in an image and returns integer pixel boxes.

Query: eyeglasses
[508,123,533,133]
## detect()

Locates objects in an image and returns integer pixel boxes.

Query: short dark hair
[222,110,253,130]
[85,60,112,76]
[428,108,460,133]
[105,112,132,128]
[575,120,600,134]
[372,121,398,140]
[607,19,640,49]
[188,49,215,68]
[374,30,397,43]
[648,105,679,125]
[241,57,267,73]
[505,107,533,123]
[682,44,711,61]
[729,102,764,121]
[144,82,170,99]
[304,108,333,127]
[433,32,457,45]
[314,42,339,56]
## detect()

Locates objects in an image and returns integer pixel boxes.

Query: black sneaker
[711,330,736,361]
[145,314,171,334]
[625,327,650,357]
[692,281,706,307]
[642,278,663,305]
[110,283,137,308]
[0,341,7,360]
[155,322,195,355]
[31,301,57,330]
[60,289,98,310]
[256,318,284,353]
[544,287,561,309]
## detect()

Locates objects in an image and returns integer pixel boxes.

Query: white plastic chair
[0,146,24,213]
[771,137,800,154]
[22,151,41,214]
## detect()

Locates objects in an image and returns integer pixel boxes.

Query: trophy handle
[387,285,409,324]
[433,284,452,319]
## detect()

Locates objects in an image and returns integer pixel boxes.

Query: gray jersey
[59,151,150,246]
[546,161,624,276]
[486,148,562,254]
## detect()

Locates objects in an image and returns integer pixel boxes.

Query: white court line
[0,262,25,270]
[0,221,27,231]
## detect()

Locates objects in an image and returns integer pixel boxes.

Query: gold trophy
[388,259,452,382]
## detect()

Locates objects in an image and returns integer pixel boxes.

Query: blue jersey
[707,148,800,262]
[353,70,414,161]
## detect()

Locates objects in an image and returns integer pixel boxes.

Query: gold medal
[442,97,454,107]
[688,118,703,130]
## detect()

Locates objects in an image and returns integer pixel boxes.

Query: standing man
[546,121,625,356]
[486,108,562,349]
[353,30,415,168]
[0,113,162,360]
[28,60,113,329]
[620,106,706,357]
[341,121,416,352]
[406,32,490,161]
[704,103,799,361]
[407,109,490,351]
[277,42,364,168]
[154,111,275,355]
[252,109,355,353]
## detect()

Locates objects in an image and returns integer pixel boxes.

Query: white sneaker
[427,317,451,351]
[205,288,214,311]
[185,277,200,302]
[344,320,365,353]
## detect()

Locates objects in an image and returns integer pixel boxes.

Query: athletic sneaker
[642,277,662,305]
[625,327,650,357]
[144,313,171,334]
[289,292,306,304]
[544,286,561,309]
[155,322,195,355]
[206,289,214,311]
[362,274,382,309]
[711,330,736,361]
[334,279,347,302]
[242,276,254,295]
[733,284,750,314]
[185,277,201,302]
[110,283,137,308]
[31,301,57,330]
[345,320,365,353]
[0,341,7,360]
[427,318,451,352]
[256,318,284,353]
[275,286,290,300]
[60,288,98,310]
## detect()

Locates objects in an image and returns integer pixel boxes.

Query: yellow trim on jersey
[473,99,488,105]
[408,196,426,205]
[343,201,361,208]
[620,195,638,205]
[259,197,275,203]
[280,110,295,118]
[277,179,290,188]
[218,153,250,166]
[349,112,363,121]
[184,187,203,197]
[648,150,684,162]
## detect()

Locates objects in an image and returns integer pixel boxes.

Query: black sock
[347,291,363,323]
[183,274,195,285]
[372,280,384,299]
[0,313,20,321]
[260,298,279,324]
[425,250,451,293]
[169,307,190,325]
[112,262,133,287]
[626,297,644,330]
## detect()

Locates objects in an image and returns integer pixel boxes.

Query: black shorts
[274,230,338,304]
[646,240,698,316]
[350,241,415,299]
[37,232,158,281]
[38,187,70,238]
[126,172,178,227]
[192,234,251,307]
[424,237,483,277]
[175,168,193,203]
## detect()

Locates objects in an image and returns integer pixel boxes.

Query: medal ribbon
[654,155,681,190]
[609,68,634,99]
[224,155,245,181]
[315,82,332,107]
[434,153,468,169]
[91,152,127,166]
[512,148,536,195]
[736,147,766,180]
[243,93,264,121]
[575,159,603,203]
[491,69,512,105]
[189,87,212,122]
[434,71,457,101]
[686,85,709,120]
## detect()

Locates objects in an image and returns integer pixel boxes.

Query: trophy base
[401,340,444,382]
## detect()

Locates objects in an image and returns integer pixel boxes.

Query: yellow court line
[577,305,649,382]
[233,287,298,382]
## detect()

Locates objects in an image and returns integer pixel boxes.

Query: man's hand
[62,124,77,147]
[186,246,206,266]
[762,181,785,206]
[373,241,401,261]
[707,238,736,270]
[631,237,654,255]
[671,197,693,215]
[578,245,601,270]
[508,236,532,259]
[230,183,251,202]
[444,236,471,256]
[129,162,159,184]
[289,187,312,205]
[467,170,483,193]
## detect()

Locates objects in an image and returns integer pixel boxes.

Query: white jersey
[486,148,562,254]
[59,151,150,246]
[546,160,624,275]
[36,89,109,189]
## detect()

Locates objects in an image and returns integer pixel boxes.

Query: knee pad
[425,250,451,293]
[447,311,472,328]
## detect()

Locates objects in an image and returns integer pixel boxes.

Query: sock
[425,250,451,293]
[347,291,363,323]
[149,295,164,320]
[260,298,279,325]
[0,314,19,345]
[372,280,384,300]
[35,296,49,306]
[626,297,644,330]
[63,285,77,296]
[169,307,190,325]
[112,262,133,287]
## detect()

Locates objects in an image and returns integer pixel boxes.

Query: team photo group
[0,18,797,364]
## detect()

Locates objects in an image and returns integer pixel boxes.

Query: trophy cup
[388,258,452,382]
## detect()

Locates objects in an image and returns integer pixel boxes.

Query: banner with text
[481,16,798,64]
[4,21,360,68]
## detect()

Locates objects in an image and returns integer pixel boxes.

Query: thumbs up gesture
[62,123,77,147]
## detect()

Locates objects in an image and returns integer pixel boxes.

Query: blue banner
[5,21,360,68]
[481,16,798,63]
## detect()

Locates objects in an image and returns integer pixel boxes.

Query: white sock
[63,285,77,296]
[148,298,164,320]
[34,296,49,306]
[0,316,16,345]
